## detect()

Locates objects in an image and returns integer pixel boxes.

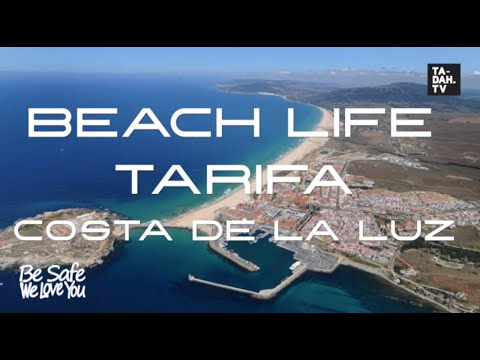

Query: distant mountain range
[219,80,480,112]
[218,79,335,101]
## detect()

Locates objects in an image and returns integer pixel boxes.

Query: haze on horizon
[1,47,480,89]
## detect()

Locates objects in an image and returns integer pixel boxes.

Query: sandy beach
[164,106,334,231]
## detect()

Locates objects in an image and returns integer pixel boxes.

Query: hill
[219,80,480,112]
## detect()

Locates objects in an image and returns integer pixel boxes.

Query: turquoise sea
[0,73,435,312]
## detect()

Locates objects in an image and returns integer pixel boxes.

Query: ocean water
[0,73,435,312]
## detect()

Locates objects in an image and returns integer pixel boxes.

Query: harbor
[188,274,257,296]
[188,263,308,300]
[253,264,308,300]
[188,227,342,300]
[208,240,260,272]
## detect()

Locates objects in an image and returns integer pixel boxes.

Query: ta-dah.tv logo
[428,64,461,96]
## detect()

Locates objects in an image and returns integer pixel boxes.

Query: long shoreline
[164,100,332,230]
[162,90,454,312]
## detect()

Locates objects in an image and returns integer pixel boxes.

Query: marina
[208,240,260,272]
[188,263,308,300]
[189,227,342,300]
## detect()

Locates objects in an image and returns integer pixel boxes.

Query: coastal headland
[0,209,127,270]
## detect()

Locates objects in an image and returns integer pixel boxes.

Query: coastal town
[168,105,480,313]
[185,146,479,312]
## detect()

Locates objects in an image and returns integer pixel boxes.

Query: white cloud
[473,70,480,75]
[329,71,337,76]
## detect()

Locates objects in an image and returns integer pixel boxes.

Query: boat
[289,261,302,271]
[258,232,270,240]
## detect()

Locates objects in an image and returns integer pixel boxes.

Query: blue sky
[1,47,479,74]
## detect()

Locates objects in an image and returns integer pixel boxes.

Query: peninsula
[0,209,127,270]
